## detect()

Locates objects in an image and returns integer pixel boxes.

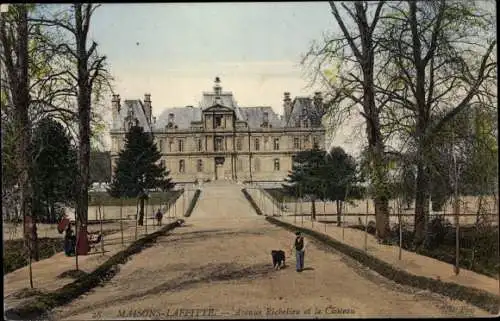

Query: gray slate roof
[111,99,151,132]
[200,92,237,109]
[287,97,324,128]
[153,106,202,130]
[236,107,285,128]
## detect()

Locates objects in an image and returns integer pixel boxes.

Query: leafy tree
[283,144,326,221]
[31,117,78,223]
[377,0,496,248]
[108,125,175,225]
[321,147,364,226]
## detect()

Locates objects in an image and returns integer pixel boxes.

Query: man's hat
[295,231,301,236]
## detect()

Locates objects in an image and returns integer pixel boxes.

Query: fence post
[398,201,402,260]
[100,202,104,254]
[342,201,346,240]
[364,199,368,252]
[120,198,124,247]
[454,198,460,275]
[145,198,148,235]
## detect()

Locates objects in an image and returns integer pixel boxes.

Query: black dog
[271,250,286,270]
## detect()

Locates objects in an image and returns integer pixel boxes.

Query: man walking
[291,231,305,272]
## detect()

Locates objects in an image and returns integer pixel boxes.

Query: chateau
[109,77,326,183]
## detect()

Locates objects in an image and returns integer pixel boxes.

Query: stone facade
[109,77,326,183]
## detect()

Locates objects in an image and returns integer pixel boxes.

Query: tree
[108,125,175,225]
[31,117,78,223]
[303,1,392,241]
[0,3,36,286]
[33,4,112,228]
[376,0,496,247]
[322,147,364,226]
[283,144,326,221]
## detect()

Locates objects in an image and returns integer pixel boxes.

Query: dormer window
[215,115,223,128]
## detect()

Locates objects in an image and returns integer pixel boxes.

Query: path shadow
[301,267,315,271]
[53,262,276,318]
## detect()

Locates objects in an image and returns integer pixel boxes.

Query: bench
[88,232,103,252]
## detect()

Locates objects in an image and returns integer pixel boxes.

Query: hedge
[265,216,499,315]
[241,188,263,215]
[183,189,201,217]
[5,219,185,320]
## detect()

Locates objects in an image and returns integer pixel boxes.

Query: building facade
[109,77,326,183]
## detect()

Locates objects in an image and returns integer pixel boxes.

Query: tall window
[198,139,203,152]
[215,137,224,151]
[236,138,242,151]
[197,159,203,172]
[160,160,165,168]
[313,136,319,148]
[169,140,174,152]
[178,139,184,152]
[237,159,243,171]
[254,158,260,172]
[293,137,300,149]
[179,160,185,173]
[254,138,260,151]
[274,159,280,171]
[215,115,223,128]
[273,138,280,150]
[158,139,163,152]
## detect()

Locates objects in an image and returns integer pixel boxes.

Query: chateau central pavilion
[110,77,326,183]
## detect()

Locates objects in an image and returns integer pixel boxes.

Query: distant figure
[291,231,306,272]
[155,209,163,226]
[64,224,76,256]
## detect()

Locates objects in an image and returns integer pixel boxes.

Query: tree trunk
[311,198,316,221]
[336,200,341,227]
[414,162,431,248]
[138,198,145,226]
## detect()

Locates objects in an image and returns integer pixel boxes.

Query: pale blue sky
[85,2,364,154]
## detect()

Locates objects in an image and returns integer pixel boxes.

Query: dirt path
[50,182,489,319]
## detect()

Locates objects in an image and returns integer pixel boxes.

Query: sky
[87,2,366,156]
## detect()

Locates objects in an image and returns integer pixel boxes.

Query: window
[169,140,174,152]
[197,159,203,172]
[236,138,242,151]
[179,160,185,173]
[215,115,223,128]
[160,160,165,168]
[198,139,203,152]
[215,137,224,151]
[293,137,300,149]
[274,159,280,171]
[178,139,184,152]
[237,159,243,171]
[273,138,280,150]
[313,136,319,148]
[254,138,260,151]
[254,158,260,172]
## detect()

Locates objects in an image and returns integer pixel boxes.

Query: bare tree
[0,3,36,287]
[303,1,392,242]
[376,0,496,247]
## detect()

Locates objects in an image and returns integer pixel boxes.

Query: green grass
[3,229,122,276]
[88,190,183,206]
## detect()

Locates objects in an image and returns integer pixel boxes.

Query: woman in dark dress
[64,224,76,256]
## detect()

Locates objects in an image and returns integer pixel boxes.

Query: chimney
[168,112,175,123]
[213,76,222,96]
[313,91,323,109]
[263,111,269,125]
[153,116,157,124]
[112,94,121,121]
[144,93,152,124]
[283,92,292,124]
